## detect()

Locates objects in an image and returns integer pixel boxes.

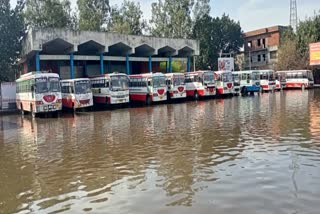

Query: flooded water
[1,90,320,214]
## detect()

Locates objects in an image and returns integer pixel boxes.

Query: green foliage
[277,12,320,70]
[150,0,194,38]
[0,0,25,81]
[193,0,210,20]
[192,14,243,70]
[109,0,146,35]
[24,0,73,29]
[78,0,110,31]
[159,61,186,73]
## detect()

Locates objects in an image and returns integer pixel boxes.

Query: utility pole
[290,0,298,32]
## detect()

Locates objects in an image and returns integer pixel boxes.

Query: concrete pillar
[149,56,152,73]
[35,51,40,72]
[169,56,173,73]
[126,54,130,75]
[187,56,191,72]
[70,53,74,79]
[100,53,104,75]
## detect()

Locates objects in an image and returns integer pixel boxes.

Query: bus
[258,70,276,92]
[232,71,261,96]
[129,72,167,105]
[275,72,287,90]
[277,70,314,90]
[90,73,129,106]
[214,71,234,96]
[16,72,62,117]
[232,72,241,95]
[60,78,93,111]
[165,73,186,100]
[185,70,216,100]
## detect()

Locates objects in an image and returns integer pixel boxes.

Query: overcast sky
[9,0,318,32]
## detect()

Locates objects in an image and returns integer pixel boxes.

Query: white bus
[165,73,186,100]
[129,73,167,105]
[214,71,234,95]
[232,71,261,96]
[277,70,314,90]
[258,70,276,92]
[61,78,93,111]
[16,72,62,117]
[185,70,216,100]
[90,73,129,106]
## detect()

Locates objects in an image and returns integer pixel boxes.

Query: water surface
[1,90,320,214]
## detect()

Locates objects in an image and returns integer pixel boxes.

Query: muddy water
[1,90,320,214]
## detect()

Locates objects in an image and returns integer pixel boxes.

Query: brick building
[243,26,288,70]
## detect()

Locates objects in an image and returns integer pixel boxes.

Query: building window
[270,51,277,59]
[258,55,261,62]
[257,39,261,46]
[263,54,266,61]
[262,38,266,48]
[248,41,252,49]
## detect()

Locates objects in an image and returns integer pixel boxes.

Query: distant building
[243,26,288,70]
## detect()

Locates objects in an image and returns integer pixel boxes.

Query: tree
[24,0,73,29]
[192,14,243,70]
[193,0,210,20]
[109,0,146,35]
[276,12,320,70]
[150,0,194,38]
[77,0,110,31]
[0,0,25,81]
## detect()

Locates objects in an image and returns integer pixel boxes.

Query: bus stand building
[20,29,200,79]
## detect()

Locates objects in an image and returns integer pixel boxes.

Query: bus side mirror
[148,81,151,86]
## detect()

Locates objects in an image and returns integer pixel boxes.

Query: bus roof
[60,78,90,83]
[233,70,260,74]
[165,72,185,77]
[214,70,232,74]
[129,72,165,78]
[89,72,128,79]
[256,70,275,73]
[16,72,59,82]
[185,70,213,75]
[277,70,311,73]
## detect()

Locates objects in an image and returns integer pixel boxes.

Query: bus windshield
[153,76,166,88]
[307,71,314,81]
[173,75,185,86]
[35,77,49,93]
[203,73,215,84]
[260,72,274,81]
[111,75,129,91]
[251,72,260,80]
[75,80,91,94]
[222,72,233,82]
[49,77,60,92]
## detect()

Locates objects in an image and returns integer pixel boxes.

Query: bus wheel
[241,87,247,96]
[302,84,305,91]
[146,95,152,105]
[194,91,199,100]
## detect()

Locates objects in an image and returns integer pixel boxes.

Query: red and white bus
[16,72,62,117]
[214,71,234,95]
[258,70,276,92]
[61,78,93,110]
[165,73,186,100]
[129,72,167,105]
[277,70,314,90]
[90,73,129,106]
[185,70,216,100]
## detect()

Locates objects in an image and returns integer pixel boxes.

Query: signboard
[1,82,16,109]
[218,58,234,71]
[310,42,320,66]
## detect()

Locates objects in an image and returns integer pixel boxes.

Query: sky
[9,0,319,32]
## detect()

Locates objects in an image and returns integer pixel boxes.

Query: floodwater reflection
[1,90,320,213]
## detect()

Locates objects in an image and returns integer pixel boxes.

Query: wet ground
[1,90,320,214]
